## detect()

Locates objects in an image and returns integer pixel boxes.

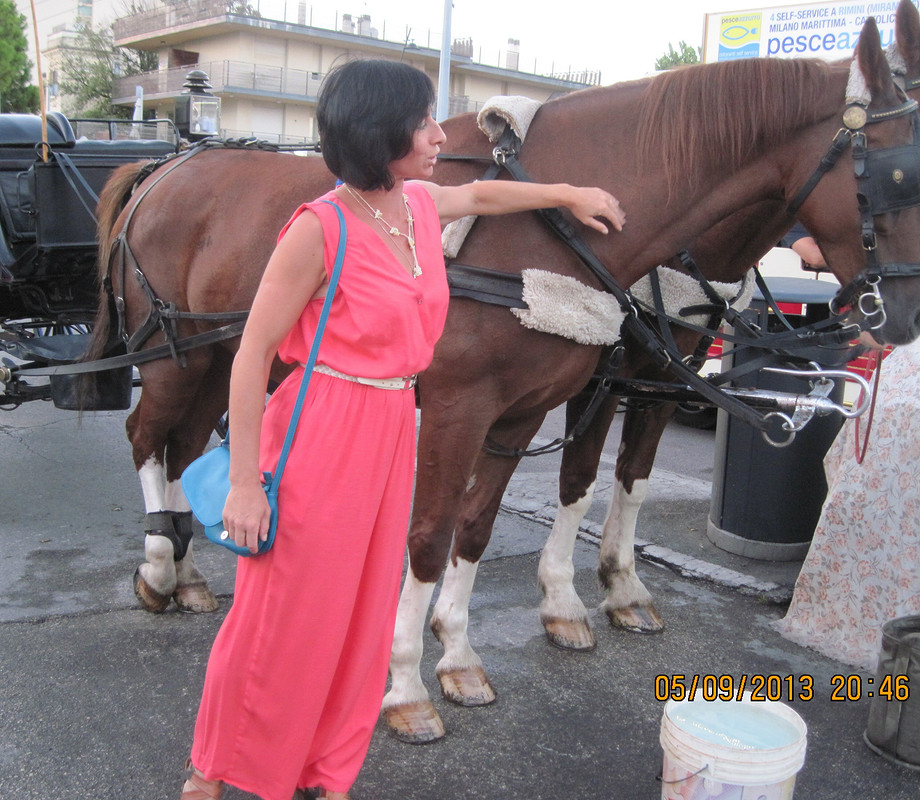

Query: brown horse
[382,13,920,742]
[85,12,920,734]
[534,0,920,658]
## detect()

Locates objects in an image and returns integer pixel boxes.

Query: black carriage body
[0,112,178,408]
[0,112,177,323]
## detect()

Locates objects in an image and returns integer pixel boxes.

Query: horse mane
[637,57,839,192]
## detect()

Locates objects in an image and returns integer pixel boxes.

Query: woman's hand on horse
[223,483,272,553]
[423,180,624,232]
[568,187,625,234]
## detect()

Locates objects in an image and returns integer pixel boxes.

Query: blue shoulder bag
[181,200,346,555]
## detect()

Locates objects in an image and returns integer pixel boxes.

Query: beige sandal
[180,758,223,799]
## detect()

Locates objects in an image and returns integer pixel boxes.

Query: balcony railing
[220,127,320,147]
[112,60,323,101]
[113,61,485,117]
[112,1,600,85]
[113,0,231,40]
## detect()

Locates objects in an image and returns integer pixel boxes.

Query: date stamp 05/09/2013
[654,673,910,703]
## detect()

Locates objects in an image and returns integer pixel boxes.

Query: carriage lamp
[174,70,221,141]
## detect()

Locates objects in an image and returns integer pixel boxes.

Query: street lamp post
[436,0,452,121]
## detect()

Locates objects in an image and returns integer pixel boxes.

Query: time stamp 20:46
[654,674,910,702]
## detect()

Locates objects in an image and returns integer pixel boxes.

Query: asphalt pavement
[1,398,918,799]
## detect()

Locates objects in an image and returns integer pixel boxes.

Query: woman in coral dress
[179,59,625,800]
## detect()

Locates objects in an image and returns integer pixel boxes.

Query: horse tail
[77,160,151,409]
[83,161,148,363]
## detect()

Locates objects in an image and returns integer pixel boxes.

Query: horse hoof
[605,602,665,633]
[173,580,219,614]
[133,567,172,613]
[383,701,446,744]
[437,666,497,707]
[542,616,597,651]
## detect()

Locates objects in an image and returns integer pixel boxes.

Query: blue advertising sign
[703,1,920,61]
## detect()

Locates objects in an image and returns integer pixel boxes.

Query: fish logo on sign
[719,13,762,61]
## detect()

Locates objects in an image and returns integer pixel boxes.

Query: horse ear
[896,0,920,74]
[858,16,898,101]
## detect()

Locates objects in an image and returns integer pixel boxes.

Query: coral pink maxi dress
[191,183,449,800]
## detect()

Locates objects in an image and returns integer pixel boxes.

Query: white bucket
[659,693,807,800]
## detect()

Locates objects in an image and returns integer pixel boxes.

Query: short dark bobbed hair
[317,59,436,191]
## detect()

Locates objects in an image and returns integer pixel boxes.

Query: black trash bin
[707,276,850,561]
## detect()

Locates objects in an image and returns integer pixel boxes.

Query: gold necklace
[343,184,422,278]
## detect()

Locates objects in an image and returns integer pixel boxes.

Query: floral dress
[774,338,920,672]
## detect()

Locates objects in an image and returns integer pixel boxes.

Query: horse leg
[383,409,495,744]
[133,473,216,614]
[385,568,444,743]
[129,354,224,613]
[538,391,621,650]
[132,426,176,613]
[133,438,219,613]
[166,357,234,612]
[167,492,218,614]
[597,399,672,633]
[431,413,549,705]
[430,555,492,705]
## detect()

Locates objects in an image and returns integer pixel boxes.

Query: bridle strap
[786,127,853,216]
[787,97,919,217]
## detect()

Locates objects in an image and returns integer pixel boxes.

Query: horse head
[668,3,920,308]
[793,10,920,345]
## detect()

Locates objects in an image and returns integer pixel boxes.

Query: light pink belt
[311,363,417,390]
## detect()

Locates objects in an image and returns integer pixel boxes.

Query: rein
[855,347,885,464]
[635,253,860,388]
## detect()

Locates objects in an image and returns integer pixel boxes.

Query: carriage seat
[0,112,75,149]
[0,113,76,246]
[0,116,176,254]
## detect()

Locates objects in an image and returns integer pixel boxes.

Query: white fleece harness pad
[511,267,754,345]
[442,95,543,259]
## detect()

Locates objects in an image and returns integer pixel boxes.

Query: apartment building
[104,1,598,144]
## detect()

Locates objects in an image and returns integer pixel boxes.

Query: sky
[21,0,906,87]
[347,0,777,83]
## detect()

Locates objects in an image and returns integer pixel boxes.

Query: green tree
[58,22,157,118]
[655,41,702,71]
[0,0,40,112]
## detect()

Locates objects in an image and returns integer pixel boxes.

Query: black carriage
[0,111,179,409]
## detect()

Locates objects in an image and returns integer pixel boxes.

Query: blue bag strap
[267,199,346,490]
